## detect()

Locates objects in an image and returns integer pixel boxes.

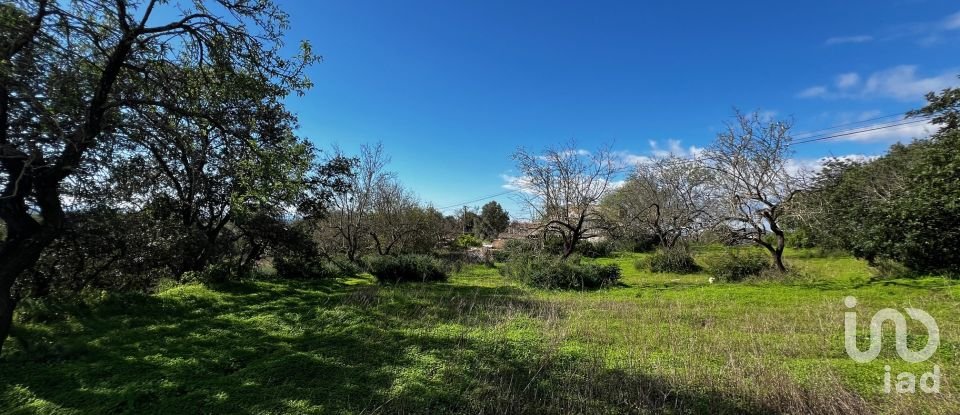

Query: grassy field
[1,249,958,414]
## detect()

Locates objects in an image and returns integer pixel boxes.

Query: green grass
[1,249,958,414]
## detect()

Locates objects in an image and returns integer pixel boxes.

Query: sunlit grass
[1,248,958,414]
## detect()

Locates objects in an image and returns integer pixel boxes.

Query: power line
[791,117,932,145]
[435,189,519,211]
[791,111,914,138]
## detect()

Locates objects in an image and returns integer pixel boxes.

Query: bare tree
[323,143,389,261]
[603,156,714,249]
[511,143,621,258]
[704,110,805,272]
[367,179,422,255]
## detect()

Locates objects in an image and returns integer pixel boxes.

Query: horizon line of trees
[514,89,959,277]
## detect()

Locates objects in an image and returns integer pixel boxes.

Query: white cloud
[825,35,874,45]
[943,11,960,30]
[615,139,705,168]
[500,174,534,193]
[798,86,828,98]
[835,72,860,89]
[798,65,959,101]
[616,151,653,166]
[862,65,957,100]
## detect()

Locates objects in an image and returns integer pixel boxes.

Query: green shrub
[870,258,916,280]
[180,262,234,284]
[641,248,700,274]
[493,239,538,262]
[454,234,483,249]
[702,250,770,282]
[364,254,449,284]
[576,240,615,258]
[273,255,339,280]
[499,255,621,289]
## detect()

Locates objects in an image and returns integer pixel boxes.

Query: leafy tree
[478,201,510,240]
[801,87,960,275]
[0,0,316,354]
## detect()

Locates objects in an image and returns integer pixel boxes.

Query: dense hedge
[364,254,449,284]
[500,255,621,289]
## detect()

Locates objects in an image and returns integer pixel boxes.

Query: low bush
[869,258,916,280]
[493,239,539,262]
[576,240,616,258]
[180,262,235,284]
[702,250,770,282]
[500,255,621,289]
[638,248,700,274]
[364,254,449,284]
[454,234,483,249]
[273,255,339,280]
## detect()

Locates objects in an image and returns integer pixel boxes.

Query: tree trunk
[0,228,57,355]
[561,234,577,259]
[773,249,787,273]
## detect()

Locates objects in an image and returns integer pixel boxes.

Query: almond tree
[704,111,805,272]
[512,143,620,259]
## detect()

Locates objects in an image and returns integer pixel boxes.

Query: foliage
[702,250,771,282]
[499,255,621,289]
[364,255,449,284]
[477,201,511,239]
[273,256,340,280]
[492,239,538,262]
[575,240,616,258]
[799,128,960,277]
[0,0,327,353]
[455,233,483,249]
[180,263,235,285]
[639,248,700,274]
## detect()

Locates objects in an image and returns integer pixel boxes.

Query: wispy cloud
[797,65,959,101]
[825,35,873,45]
[943,11,960,30]
[844,11,960,47]
[798,86,828,98]
[500,173,533,193]
[835,72,860,89]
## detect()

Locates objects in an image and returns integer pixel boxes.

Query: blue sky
[276,0,960,218]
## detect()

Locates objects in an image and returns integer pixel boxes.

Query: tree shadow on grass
[0,278,857,414]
